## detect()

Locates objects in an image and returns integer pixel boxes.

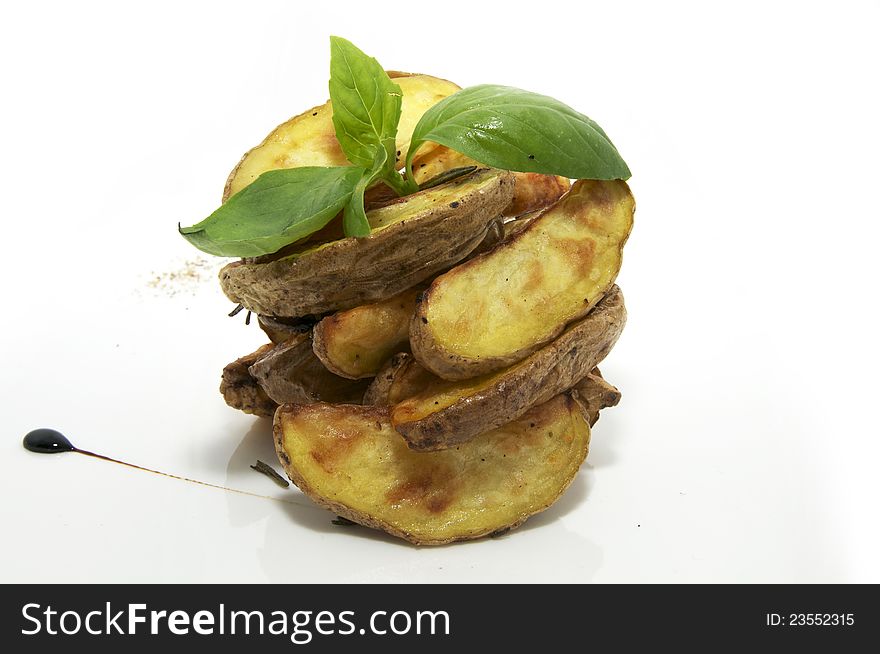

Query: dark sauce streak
[23,428,75,454]
[22,428,311,507]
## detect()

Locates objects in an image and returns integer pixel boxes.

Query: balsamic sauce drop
[23,428,76,454]
[21,427,305,506]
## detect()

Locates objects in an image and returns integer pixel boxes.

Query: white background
[2,0,878,582]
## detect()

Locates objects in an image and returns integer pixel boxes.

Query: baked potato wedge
[363,353,438,406]
[410,180,634,380]
[411,145,570,217]
[393,286,626,450]
[312,286,423,380]
[307,211,504,382]
[219,168,514,317]
[366,353,620,426]
[248,334,369,405]
[274,393,590,544]
[219,344,278,418]
[224,73,461,201]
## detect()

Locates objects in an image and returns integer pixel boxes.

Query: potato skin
[366,353,621,428]
[273,393,590,545]
[572,369,621,426]
[392,286,626,451]
[219,168,514,317]
[363,353,438,406]
[362,354,408,406]
[257,315,316,345]
[410,180,634,380]
[248,334,370,405]
[219,344,278,418]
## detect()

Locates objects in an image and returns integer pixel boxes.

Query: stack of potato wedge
[217,73,634,544]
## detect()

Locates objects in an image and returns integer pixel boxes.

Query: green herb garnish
[328,37,407,236]
[180,37,630,258]
[179,166,363,257]
[249,459,290,488]
[403,84,630,190]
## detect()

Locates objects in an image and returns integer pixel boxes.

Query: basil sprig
[404,84,630,189]
[329,37,406,236]
[328,37,401,173]
[180,38,631,258]
[178,166,363,257]
[343,150,386,237]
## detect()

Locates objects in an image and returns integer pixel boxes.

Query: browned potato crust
[312,286,423,380]
[257,315,315,345]
[366,354,621,428]
[410,180,634,380]
[248,334,369,405]
[392,286,626,450]
[572,369,621,426]
[273,393,590,544]
[219,344,278,418]
[362,353,408,406]
[219,168,514,317]
[469,216,505,256]
[411,145,570,217]
[363,353,438,406]
[505,173,571,217]
[223,74,461,201]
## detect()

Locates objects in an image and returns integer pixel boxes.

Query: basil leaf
[405,84,631,183]
[179,166,363,257]
[343,151,387,237]
[329,36,402,175]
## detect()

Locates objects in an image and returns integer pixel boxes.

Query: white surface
[2,0,878,583]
